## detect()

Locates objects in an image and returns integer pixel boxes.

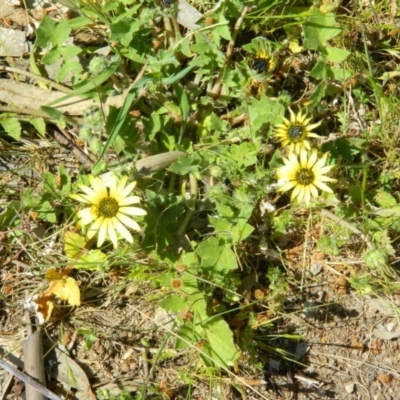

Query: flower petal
[118,196,141,206]
[313,180,334,193]
[87,216,103,240]
[117,213,142,231]
[277,181,297,192]
[77,207,97,225]
[119,206,147,217]
[70,193,92,204]
[107,218,118,248]
[97,218,108,247]
[113,218,134,243]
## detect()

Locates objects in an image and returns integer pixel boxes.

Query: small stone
[344,383,355,394]
[310,261,323,275]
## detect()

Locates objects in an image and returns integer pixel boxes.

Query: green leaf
[159,294,187,312]
[209,216,232,236]
[201,316,239,367]
[310,59,332,79]
[58,165,72,195]
[68,16,93,30]
[94,75,155,168]
[41,47,62,65]
[374,191,397,208]
[324,47,350,63]
[29,117,46,137]
[35,16,71,47]
[44,172,57,192]
[330,67,352,81]
[167,153,201,175]
[74,249,108,271]
[196,237,238,272]
[198,113,228,138]
[229,143,258,168]
[364,247,389,271]
[41,106,66,120]
[65,231,86,260]
[38,201,56,223]
[110,19,142,47]
[0,200,20,228]
[162,57,205,85]
[303,9,341,50]
[0,116,21,140]
[232,222,254,243]
[174,83,189,124]
[247,95,284,134]
[308,81,326,108]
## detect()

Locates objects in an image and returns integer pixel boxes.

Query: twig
[0,359,63,400]
[210,4,249,97]
[0,106,50,118]
[0,66,71,94]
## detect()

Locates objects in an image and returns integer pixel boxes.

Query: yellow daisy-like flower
[252,51,277,74]
[276,148,336,206]
[274,108,321,153]
[245,77,267,97]
[70,174,146,248]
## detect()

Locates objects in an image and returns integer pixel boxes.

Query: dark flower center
[288,125,305,142]
[97,197,119,218]
[252,58,269,73]
[296,168,315,185]
[161,0,175,7]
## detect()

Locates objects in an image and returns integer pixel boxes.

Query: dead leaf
[45,277,81,306]
[44,268,80,306]
[24,293,54,325]
[44,340,96,400]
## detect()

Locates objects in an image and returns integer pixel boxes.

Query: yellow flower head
[252,51,277,74]
[276,148,336,206]
[274,108,321,153]
[70,174,146,248]
[245,78,267,97]
[249,38,277,74]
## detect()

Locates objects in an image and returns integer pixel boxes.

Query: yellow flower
[70,174,146,248]
[249,38,277,74]
[276,148,336,206]
[252,52,277,74]
[274,108,321,153]
[245,78,267,97]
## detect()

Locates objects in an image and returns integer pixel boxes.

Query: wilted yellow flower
[274,108,321,153]
[252,50,277,74]
[276,148,335,206]
[70,174,146,248]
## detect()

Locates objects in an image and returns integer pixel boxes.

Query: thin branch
[210,3,250,97]
[0,66,72,94]
[0,359,63,400]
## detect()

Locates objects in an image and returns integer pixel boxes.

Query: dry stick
[51,127,94,170]
[23,290,47,400]
[0,359,63,400]
[0,106,50,119]
[23,332,47,400]
[0,66,72,94]
[163,15,175,46]
[210,4,249,97]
